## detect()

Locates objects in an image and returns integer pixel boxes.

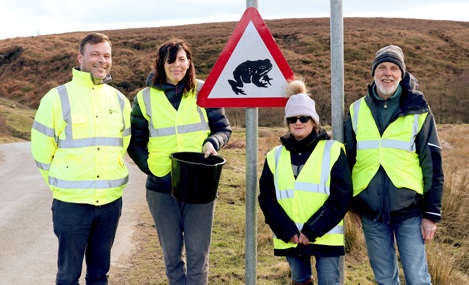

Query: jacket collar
[366,81,428,115]
[280,129,330,153]
[72,67,112,86]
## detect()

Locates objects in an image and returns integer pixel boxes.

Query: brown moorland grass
[1,17,469,128]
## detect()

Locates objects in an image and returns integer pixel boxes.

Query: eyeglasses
[286,116,311,124]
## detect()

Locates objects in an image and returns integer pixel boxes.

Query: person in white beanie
[344,45,444,285]
[259,80,353,285]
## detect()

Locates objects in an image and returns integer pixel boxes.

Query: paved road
[0,142,147,284]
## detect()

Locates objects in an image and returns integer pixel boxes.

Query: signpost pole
[330,1,345,283]
[244,2,258,285]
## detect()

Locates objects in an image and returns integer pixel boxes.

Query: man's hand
[421,218,437,243]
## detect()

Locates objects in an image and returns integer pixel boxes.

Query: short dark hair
[79,32,111,55]
[152,38,196,95]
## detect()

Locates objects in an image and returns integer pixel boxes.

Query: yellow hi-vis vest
[135,86,210,177]
[266,140,345,249]
[31,68,131,205]
[350,98,427,196]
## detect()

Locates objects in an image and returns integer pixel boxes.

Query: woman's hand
[298,233,310,245]
[289,234,299,244]
[289,233,310,245]
[203,142,217,158]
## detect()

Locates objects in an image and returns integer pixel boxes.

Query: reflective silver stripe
[56,85,125,148]
[150,126,175,137]
[142,87,153,125]
[142,87,209,138]
[381,139,414,151]
[116,91,126,133]
[150,120,210,137]
[424,211,441,217]
[276,189,295,200]
[352,98,362,133]
[32,120,57,143]
[295,181,319,192]
[294,182,329,195]
[354,107,422,152]
[178,120,210,133]
[294,223,343,235]
[428,142,441,149]
[57,85,74,141]
[273,146,284,200]
[273,142,333,199]
[358,139,414,152]
[410,114,420,152]
[356,114,421,152]
[48,175,129,189]
[357,140,380,150]
[320,141,333,195]
[58,137,123,148]
[35,160,51,171]
[123,127,131,137]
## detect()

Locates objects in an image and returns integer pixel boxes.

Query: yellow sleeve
[30,89,62,185]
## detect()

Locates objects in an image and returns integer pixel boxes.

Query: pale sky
[0,0,468,40]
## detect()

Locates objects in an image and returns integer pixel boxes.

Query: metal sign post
[330,0,345,283]
[245,1,258,284]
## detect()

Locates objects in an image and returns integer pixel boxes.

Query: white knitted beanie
[284,80,320,125]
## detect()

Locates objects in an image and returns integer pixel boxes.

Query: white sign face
[208,22,288,99]
[197,7,294,108]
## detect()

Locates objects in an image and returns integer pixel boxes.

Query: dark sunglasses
[286,116,311,124]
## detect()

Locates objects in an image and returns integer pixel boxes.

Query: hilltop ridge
[0,17,468,139]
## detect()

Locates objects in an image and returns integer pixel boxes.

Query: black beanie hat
[371,45,406,78]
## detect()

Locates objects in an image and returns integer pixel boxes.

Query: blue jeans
[286,255,340,284]
[52,198,122,285]
[361,215,432,285]
[147,190,215,285]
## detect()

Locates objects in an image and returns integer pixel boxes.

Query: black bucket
[169,152,226,204]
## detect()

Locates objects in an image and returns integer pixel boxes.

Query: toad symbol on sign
[228,59,273,95]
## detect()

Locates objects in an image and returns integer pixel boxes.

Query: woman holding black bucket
[258,80,353,285]
[127,38,231,285]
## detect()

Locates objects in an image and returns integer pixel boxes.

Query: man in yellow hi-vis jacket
[345,45,444,285]
[31,32,131,285]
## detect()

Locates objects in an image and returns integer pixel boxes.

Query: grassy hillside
[1,17,469,140]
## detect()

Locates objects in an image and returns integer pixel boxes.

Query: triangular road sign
[197,7,295,108]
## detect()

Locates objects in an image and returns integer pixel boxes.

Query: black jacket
[344,72,444,224]
[258,130,353,257]
[127,78,232,193]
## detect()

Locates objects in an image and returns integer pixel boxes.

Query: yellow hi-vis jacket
[134,86,210,177]
[350,97,427,196]
[266,140,345,249]
[31,68,131,206]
